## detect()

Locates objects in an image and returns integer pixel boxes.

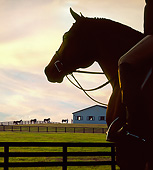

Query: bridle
[54,51,109,106]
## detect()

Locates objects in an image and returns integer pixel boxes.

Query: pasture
[0,131,106,143]
[0,124,119,170]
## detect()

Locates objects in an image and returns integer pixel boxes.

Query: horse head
[45,8,96,83]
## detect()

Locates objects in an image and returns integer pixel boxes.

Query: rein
[73,70,105,74]
[54,52,109,106]
[66,70,110,106]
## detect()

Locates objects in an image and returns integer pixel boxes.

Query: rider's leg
[118,35,153,135]
[118,63,142,132]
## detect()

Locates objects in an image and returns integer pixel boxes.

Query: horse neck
[92,27,144,88]
[75,19,144,87]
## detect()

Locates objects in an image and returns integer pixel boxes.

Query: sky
[0,0,145,122]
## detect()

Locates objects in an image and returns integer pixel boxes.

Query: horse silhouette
[62,119,68,123]
[13,120,22,125]
[45,8,153,170]
[44,118,50,123]
[30,119,37,124]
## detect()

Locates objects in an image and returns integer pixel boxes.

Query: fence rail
[0,125,107,133]
[0,142,116,170]
[0,121,60,126]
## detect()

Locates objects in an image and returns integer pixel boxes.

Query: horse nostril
[44,67,47,75]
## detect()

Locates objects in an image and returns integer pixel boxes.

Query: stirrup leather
[106,117,121,142]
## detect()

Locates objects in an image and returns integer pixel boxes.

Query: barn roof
[72,105,107,114]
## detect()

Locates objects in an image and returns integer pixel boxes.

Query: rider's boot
[118,62,146,141]
[107,63,146,142]
[106,117,128,142]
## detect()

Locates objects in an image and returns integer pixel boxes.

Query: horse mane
[70,16,143,37]
[93,17,142,33]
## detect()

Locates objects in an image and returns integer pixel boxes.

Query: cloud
[0,64,111,122]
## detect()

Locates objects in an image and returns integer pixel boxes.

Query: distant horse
[45,8,153,170]
[13,120,22,125]
[62,119,68,123]
[30,119,37,124]
[44,118,50,123]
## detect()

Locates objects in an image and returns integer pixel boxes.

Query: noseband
[54,60,63,72]
[54,52,63,73]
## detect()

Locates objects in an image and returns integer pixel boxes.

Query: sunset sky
[0,0,145,122]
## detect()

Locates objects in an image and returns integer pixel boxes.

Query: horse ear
[70,8,81,21]
[80,12,84,18]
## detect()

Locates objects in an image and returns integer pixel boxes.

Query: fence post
[63,145,67,170]
[111,145,116,170]
[4,145,9,170]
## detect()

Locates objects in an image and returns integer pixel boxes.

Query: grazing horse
[30,119,37,124]
[13,120,22,125]
[45,8,153,170]
[44,118,50,123]
[62,119,68,123]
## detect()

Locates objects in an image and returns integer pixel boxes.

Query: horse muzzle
[44,65,64,83]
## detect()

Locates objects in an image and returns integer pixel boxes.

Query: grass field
[0,131,107,142]
[0,124,119,170]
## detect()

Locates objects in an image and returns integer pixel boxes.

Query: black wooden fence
[0,142,116,170]
[0,125,108,133]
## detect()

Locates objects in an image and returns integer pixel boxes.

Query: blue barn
[72,105,107,124]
